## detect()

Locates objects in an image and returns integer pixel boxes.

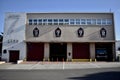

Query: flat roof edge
[26,12,114,14]
[4,12,114,14]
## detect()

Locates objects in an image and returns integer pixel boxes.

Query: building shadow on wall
[68,71,120,80]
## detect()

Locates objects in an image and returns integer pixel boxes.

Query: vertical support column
[67,43,72,61]
[90,43,95,61]
[20,42,26,61]
[44,43,49,61]
[112,43,116,61]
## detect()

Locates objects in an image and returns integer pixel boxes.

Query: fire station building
[2,12,116,62]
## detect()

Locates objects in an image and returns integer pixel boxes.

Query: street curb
[0,61,5,64]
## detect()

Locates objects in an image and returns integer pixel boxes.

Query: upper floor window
[43,19,47,25]
[34,19,37,25]
[76,19,80,25]
[70,19,75,25]
[97,19,101,25]
[91,19,96,25]
[87,19,91,25]
[28,18,112,26]
[59,19,64,25]
[64,19,69,25]
[48,19,53,25]
[54,19,58,25]
[107,19,112,25]
[81,19,86,25]
[38,19,42,25]
[102,19,106,25]
[29,19,32,25]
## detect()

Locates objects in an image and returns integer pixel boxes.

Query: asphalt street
[0,68,120,80]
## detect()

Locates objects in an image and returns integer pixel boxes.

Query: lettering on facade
[7,39,19,43]
[33,27,39,37]
[55,27,61,37]
[100,28,107,38]
[8,15,20,19]
[77,27,84,37]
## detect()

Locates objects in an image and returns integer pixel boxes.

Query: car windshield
[96,49,107,54]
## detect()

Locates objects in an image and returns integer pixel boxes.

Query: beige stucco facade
[26,13,115,42]
[25,13,115,61]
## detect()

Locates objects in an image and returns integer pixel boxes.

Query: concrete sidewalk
[0,62,120,70]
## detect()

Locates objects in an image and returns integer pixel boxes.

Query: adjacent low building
[2,12,116,62]
[116,40,120,60]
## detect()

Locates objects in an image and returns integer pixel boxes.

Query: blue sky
[0,0,120,40]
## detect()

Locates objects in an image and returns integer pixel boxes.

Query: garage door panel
[27,43,44,61]
[73,43,90,59]
[50,43,67,61]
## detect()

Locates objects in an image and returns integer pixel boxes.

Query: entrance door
[50,43,67,61]
[27,43,44,61]
[9,50,19,63]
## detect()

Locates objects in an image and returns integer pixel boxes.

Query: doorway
[9,50,19,63]
[95,43,113,61]
[50,43,67,61]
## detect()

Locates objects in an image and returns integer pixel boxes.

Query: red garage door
[27,43,44,61]
[73,43,90,59]
[9,50,19,62]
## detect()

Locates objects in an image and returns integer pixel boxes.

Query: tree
[0,35,3,42]
[0,32,3,42]
[0,32,3,58]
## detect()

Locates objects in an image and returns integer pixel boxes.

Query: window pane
[54,19,58,22]
[48,19,52,22]
[65,19,69,22]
